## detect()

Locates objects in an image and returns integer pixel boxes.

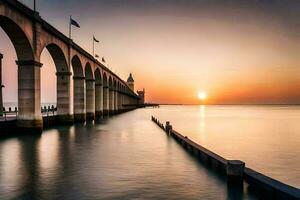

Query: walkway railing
[0,106,57,121]
[1,107,18,121]
[41,106,57,117]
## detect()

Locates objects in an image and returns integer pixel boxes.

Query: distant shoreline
[4,102,300,107]
[158,103,300,106]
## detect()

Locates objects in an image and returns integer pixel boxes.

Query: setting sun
[197,91,207,101]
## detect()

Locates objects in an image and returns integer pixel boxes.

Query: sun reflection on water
[200,105,206,128]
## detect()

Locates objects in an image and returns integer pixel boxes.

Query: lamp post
[0,53,3,117]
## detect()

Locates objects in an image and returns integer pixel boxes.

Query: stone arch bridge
[0,0,140,133]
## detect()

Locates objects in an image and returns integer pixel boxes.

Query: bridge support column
[129,97,132,109]
[103,86,109,116]
[86,79,95,120]
[120,94,124,111]
[114,90,118,114]
[109,88,114,115]
[56,72,73,124]
[0,53,3,117]
[123,95,127,111]
[95,83,103,118]
[16,60,43,134]
[73,76,86,122]
[118,92,122,113]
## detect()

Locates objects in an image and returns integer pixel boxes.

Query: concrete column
[109,88,114,115]
[56,71,73,124]
[129,96,132,109]
[16,60,43,133]
[127,95,131,110]
[118,92,122,112]
[103,86,109,116]
[85,78,95,120]
[73,76,86,122]
[114,90,118,114]
[95,83,103,118]
[0,53,3,117]
[121,93,124,112]
[123,95,128,111]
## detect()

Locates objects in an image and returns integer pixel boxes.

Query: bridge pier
[123,95,127,111]
[73,76,86,122]
[86,78,95,120]
[103,86,109,116]
[56,71,73,124]
[0,53,3,117]
[95,83,103,118]
[117,92,122,113]
[16,60,43,134]
[114,90,118,114]
[109,88,115,115]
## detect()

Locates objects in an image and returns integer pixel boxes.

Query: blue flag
[70,18,80,28]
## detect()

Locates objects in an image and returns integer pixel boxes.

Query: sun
[197,91,207,101]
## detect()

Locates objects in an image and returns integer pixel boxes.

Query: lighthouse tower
[127,73,134,91]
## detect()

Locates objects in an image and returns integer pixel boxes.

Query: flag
[93,36,99,43]
[70,18,80,28]
[102,57,106,63]
[95,54,99,58]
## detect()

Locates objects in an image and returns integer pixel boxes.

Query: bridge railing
[0,105,57,121]
[41,106,57,116]
[1,107,18,121]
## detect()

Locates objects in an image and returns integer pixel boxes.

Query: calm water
[153,105,300,188]
[0,105,299,199]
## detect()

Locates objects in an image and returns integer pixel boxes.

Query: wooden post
[227,160,245,181]
[0,53,3,117]
[227,160,245,199]
[165,121,172,134]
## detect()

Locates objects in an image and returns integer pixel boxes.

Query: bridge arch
[0,14,43,131]
[42,43,68,72]
[40,43,72,121]
[95,68,102,85]
[85,62,95,120]
[72,55,85,122]
[0,15,34,60]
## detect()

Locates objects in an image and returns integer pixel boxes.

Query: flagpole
[68,15,72,73]
[34,0,36,12]
[93,35,95,57]
[69,15,72,40]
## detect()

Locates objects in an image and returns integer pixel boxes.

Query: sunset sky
[1,0,300,104]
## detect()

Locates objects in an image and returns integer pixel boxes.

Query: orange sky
[1,0,300,104]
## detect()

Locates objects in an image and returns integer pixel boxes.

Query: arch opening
[72,55,85,122]
[40,43,72,122]
[0,16,34,60]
